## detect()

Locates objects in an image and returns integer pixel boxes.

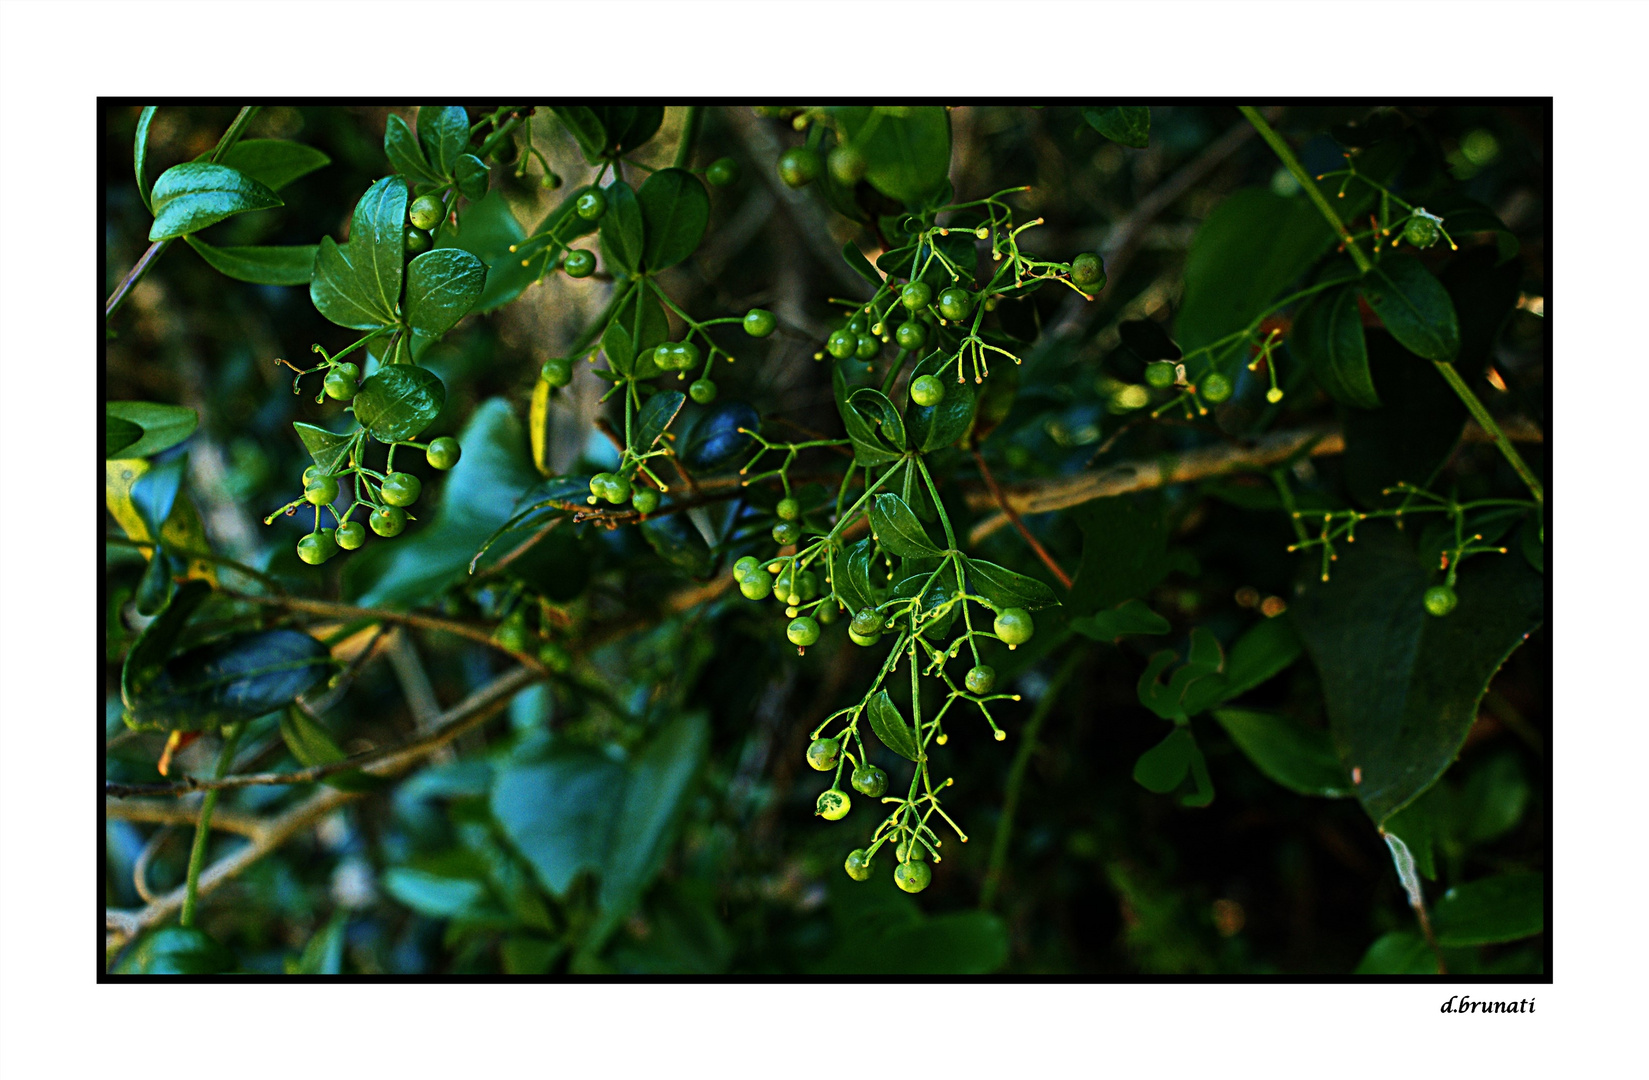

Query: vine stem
[971,449,1072,590]
[673,105,703,169]
[980,648,1084,912]
[179,722,243,926]
[1238,105,1544,506]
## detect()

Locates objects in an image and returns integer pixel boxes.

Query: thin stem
[105,238,173,318]
[179,722,243,926]
[1431,360,1545,505]
[106,535,285,593]
[972,449,1073,590]
[1238,106,1370,273]
[673,106,703,169]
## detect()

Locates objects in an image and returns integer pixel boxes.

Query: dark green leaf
[1359,255,1460,361]
[1219,615,1303,702]
[635,390,685,452]
[310,237,392,329]
[385,113,441,185]
[812,906,1008,975]
[492,751,625,897]
[1354,931,1437,975]
[1289,523,1544,825]
[454,153,490,200]
[1212,708,1353,798]
[598,180,644,274]
[843,538,887,613]
[405,247,486,338]
[551,106,607,164]
[1182,739,1215,807]
[440,187,580,313]
[601,321,634,376]
[105,401,198,459]
[294,912,348,975]
[841,241,881,287]
[1068,496,1176,616]
[1432,873,1544,946]
[849,387,906,452]
[906,349,978,451]
[148,162,282,241]
[637,167,709,270]
[123,629,331,732]
[279,704,346,766]
[134,547,175,617]
[602,105,665,156]
[1520,513,1543,573]
[216,138,329,191]
[353,365,446,443]
[1083,105,1151,148]
[292,421,354,476]
[1134,728,1194,793]
[829,106,952,205]
[116,926,233,975]
[134,106,157,212]
[107,416,142,458]
[639,514,713,577]
[612,282,670,355]
[680,401,758,473]
[120,580,212,717]
[867,690,921,761]
[417,105,470,178]
[185,235,317,286]
[1457,753,1530,844]
[1069,598,1170,640]
[344,176,410,325]
[870,494,942,558]
[964,557,1059,610]
[834,364,902,466]
[1291,285,1379,408]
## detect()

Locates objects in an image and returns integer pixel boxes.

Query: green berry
[404,227,432,256]
[815,788,851,821]
[849,609,883,638]
[894,860,932,893]
[910,375,945,408]
[895,321,928,351]
[844,848,874,882]
[776,497,801,522]
[296,531,337,565]
[901,281,933,311]
[965,665,996,695]
[304,474,339,506]
[603,473,632,504]
[1424,584,1458,617]
[706,157,741,188]
[743,308,776,338]
[848,629,881,647]
[408,194,444,231]
[455,153,490,201]
[739,574,773,601]
[689,378,717,404]
[631,488,660,515]
[733,555,762,582]
[826,329,858,360]
[777,146,821,188]
[425,437,461,471]
[1404,214,1441,248]
[335,520,366,550]
[895,840,927,862]
[540,171,563,191]
[772,520,802,546]
[787,616,821,647]
[303,465,322,485]
[380,472,421,507]
[541,357,573,388]
[817,604,838,625]
[1200,372,1234,403]
[369,506,407,537]
[994,607,1034,647]
[1145,361,1178,389]
[828,143,867,185]
[589,473,616,501]
[563,249,596,278]
[855,333,880,361]
[850,764,887,798]
[1071,252,1106,289]
[806,737,841,772]
[937,287,972,322]
[773,568,817,605]
[575,189,607,221]
[537,640,573,673]
[493,616,529,655]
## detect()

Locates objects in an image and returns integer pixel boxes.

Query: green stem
[1431,360,1545,504]
[674,106,703,169]
[208,106,261,164]
[980,648,1083,912]
[180,722,244,927]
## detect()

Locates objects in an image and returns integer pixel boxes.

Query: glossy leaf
[680,401,758,473]
[439,188,548,313]
[105,401,198,459]
[551,106,607,164]
[292,421,354,476]
[107,416,142,458]
[834,365,903,466]
[867,690,921,761]
[870,494,942,558]
[829,106,952,205]
[148,162,281,241]
[384,113,441,185]
[843,538,886,613]
[120,580,212,717]
[1359,255,1460,361]
[216,138,329,191]
[417,105,469,178]
[965,557,1059,611]
[637,167,709,270]
[906,349,978,451]
[1069,598,1169,640]
[311,237,392,329]
[1289,523,1544,824]
[598,180,644,274]
[134,106,157,211]
[353,365,446,443]
[123,629,331,732]
[635,390,685,453]
[1083,105,1151,148]
[405,247,486,338]
[1213,708,1353,798]
[185,235,317,286]
[1291,284,1378,409]
[849,388,905,451]
[344,176,410,325]
[1432,873,1544,946]
[601,105,665,156]
[639,514,713,577]
[1134,727,1194,793]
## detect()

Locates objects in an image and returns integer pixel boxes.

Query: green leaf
[384,113,441,185]
[811,904,1008,975]
[870,494,942,558]
[134,106,157,212]
[834,364,903,466]
[1354,931,1437,975]
[148,162,282,241]
[492,751,625,897]
[131,456,185,540]
[829,106,952,205]
[551,106,607,164]
[600,105,665,156]
[598,180,644,274]
[680,401,758,474]
[639,514,713,577]
[107,416,142,458]
[1212,708,1353,798]
[866,690,921,761]
[294,912,348,975]
[105,401,198,459]
[1134,728,1194,793]
[1068,496,1177,616]
[1359,255,1460,361]
[849,387,906,452]
[353,365,446,443]
[441,188,550,313]
[1069,598,1170,640]
[635,390,685,453]
[116,926,234,975]
[637,167,709,270]
[601,321,634,375]
[1289,523,1543,825]
[120,580,212,717]
[612,282,670,355]
[1291,284,1379,409]
[417,105,470,178]
[122,629,332,732]
[1432,873,1544,946]
[345,176,410,324]
[1457,753,1530,845]
[310,238,390,329]
[405,247,486,338]
[906,349,977,452]
[185,235,318,286]
[382,867,487,919]
[1219,615,1302,702]
[841,241,881,287]
[216,138,329,191]
[964,557,1059,611]
[292,421,354,476]
[279,704,346,766]
[1083,105,1150,148]
[841,538,886,614]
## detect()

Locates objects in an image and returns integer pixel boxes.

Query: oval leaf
[353,365,446,443]
[385,113,441,185]
[639,514,713,577]
[186,235,318,286]
[635,390,685,453]
[1359,255,1461,361]
[417,105,470,178]
[681,401,758,473]
[1083,105,1151,149]
[964,557,1059,610]
[867,690,921,761]
[848,387,906,451]
[1212,707,1353,798]
[637,167,710,270]
[834,364,902,466]
[870,494,942,558]
[216,138,330,192]
[829,106,952,205]
[598,180,644,274]
[907,350,978,451]
[148,162,282,241]
[1291,284,1379,408]
[1432,872,1544,946]
[124,629,332,732]
[346,176,410,324]
[311,237,391,329]
[1133,728,1194,793]
[105,402,198,459]
[405,247,486,338]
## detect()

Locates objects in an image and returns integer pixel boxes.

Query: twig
[972,449,1072,590]
[105,535,286,594]
[106,798,265,837]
